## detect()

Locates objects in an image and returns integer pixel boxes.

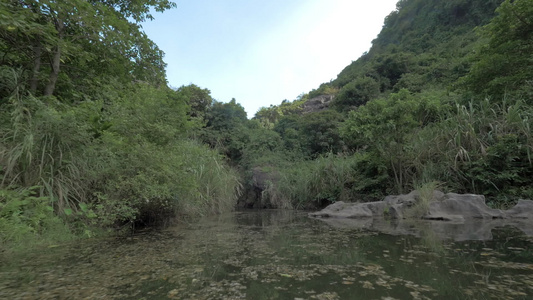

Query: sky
[141,0,399,118]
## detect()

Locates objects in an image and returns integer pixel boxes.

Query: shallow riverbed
[1,210,533,299]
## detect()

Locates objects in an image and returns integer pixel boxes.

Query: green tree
[274,115,302,152]
[273,110,345,157]
[202,99,249,162]
[461,0,533,99]
[254,95,307,128]
[177,84,213,121]
[342,89,447,192]
[255,105,284,128]
[299,110,345,157]
[334,76,380,107]
[0,0,174,99]
[206,99,247,130]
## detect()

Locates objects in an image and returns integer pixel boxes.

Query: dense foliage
[1,0,532,252]
[249,0,533,208]
[0,1,240,252]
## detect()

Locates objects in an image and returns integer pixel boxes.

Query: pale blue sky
[142,0,399,117]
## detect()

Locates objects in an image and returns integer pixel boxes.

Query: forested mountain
[321,0,529,105]
[244,0,533,207]
[1,0,532,251]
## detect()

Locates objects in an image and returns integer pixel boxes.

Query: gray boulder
[308,200,386,218]
[424,193,504,221]
[309,190,533,221]
[309,190,440,219]
[309,190,533,241]
[505,200,533,219]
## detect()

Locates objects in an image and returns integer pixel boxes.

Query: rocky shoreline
[309,191,533,241]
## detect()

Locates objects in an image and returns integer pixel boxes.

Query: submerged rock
[316,216,533,241]
[307,200,383,218]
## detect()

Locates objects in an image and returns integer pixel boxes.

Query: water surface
[1,210,532,299]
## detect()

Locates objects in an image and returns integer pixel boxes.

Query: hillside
[234,0,533,208]
[306,0,504,109]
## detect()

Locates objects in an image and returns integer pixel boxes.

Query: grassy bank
[0,72,241,254]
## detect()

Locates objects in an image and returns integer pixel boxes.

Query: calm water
[1,210,532,299]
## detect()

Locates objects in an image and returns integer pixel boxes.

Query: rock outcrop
[309,190,533,241]
[425,193,504,221]
[309,190,530,221]
[238,167,279,209]
[301,95,334,114]
[504,200,533,219]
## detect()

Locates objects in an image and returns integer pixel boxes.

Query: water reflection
[0,210,532,299]
[315,215,533,241]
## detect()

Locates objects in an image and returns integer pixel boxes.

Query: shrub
[0,187,74,253]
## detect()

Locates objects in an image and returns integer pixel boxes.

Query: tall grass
[407,97,533,200]
[91,139,242,226]
[405,181,442,219]
[177,141,242,217]
[1,68,243,246]
[1,69,93,216]
[87,86,243,225]
[261,153,386,209]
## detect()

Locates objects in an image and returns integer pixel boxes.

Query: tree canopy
[0,0,175,100]
[461,0,533,99]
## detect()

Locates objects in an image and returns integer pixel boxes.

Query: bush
[405,98,533,205]
[1,73,242,245]
[261,153,388,209]
[0,187,74,253]
[86,85,242,226]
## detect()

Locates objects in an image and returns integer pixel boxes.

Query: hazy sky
[141,0,399,118]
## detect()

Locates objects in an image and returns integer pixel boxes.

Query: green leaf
[79,203,88,212]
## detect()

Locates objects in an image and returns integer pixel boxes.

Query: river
[1,210,532,299]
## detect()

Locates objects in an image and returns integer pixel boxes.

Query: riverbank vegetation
[1,0,532,251]
[0,0,240,252]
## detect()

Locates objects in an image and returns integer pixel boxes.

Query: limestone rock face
[309,190,533,241]
[309,190,533,221]
[425,193,504,221]
[251,167,278,191]
[301,95,334,114]
[238,167,279,209]
[505,200,533,219]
